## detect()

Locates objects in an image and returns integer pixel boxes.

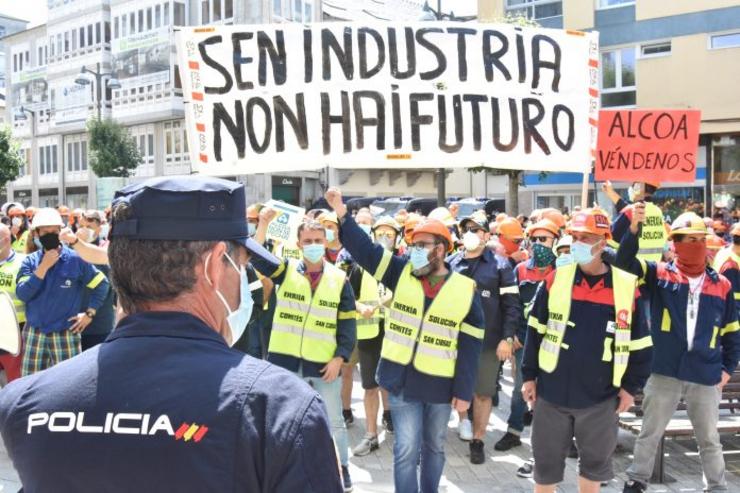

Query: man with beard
[325,187,484,493]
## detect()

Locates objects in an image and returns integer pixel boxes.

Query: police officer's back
[0,177,343,493]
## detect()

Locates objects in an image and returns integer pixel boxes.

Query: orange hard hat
[731,223,740,237]
[540,208,566,230]
[25,206,36,219]
[567,207,612,240]
[706,234,726,250]
[7,205,26,217]
[411,219,454,252]
[495,213,508,224]
[498,217,525,240]
[527,219,560,238]
[246,204,261,220]
[712,220,727,233]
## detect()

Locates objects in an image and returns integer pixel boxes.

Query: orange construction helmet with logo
[498,217,525,240]
[567,207,612,240]
[411,219,454,252]
[527,219,560,238]
[540,208,566,230]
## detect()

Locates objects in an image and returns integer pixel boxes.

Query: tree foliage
[87,118,141,178]
[0,126,25,190]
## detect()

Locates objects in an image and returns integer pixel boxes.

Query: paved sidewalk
[1,362,740,492]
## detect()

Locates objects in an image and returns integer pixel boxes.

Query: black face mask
[733,236,740,246]
[39,233,61,251]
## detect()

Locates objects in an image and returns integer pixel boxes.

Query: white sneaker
[458,418,473,441]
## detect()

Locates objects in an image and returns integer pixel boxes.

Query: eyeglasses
[463,226,484,234]
[410,241,439,249]
[530,236,553,244]
[375,232,395,239]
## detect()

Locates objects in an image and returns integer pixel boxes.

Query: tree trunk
[507,171,520,216]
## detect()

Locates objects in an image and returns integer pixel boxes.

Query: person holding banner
[447,215,522,465]
[0,224,24,383]
[324,187,485,493]
[251,210,357,493]
[608,180,668,262]
[522,208,652,493]
[617,207,740,493]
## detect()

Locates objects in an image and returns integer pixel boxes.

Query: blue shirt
[0,311,342,493]
[338,214,485,404]
[16,247,109,333]
[616,229,740,385]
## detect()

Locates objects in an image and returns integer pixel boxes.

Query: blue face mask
[33,237,43,250]
[326,229,336,243]
[247,222,257,237]
[359,224,372,237]
[571,241,595,265]
[303,243,326,263]
[205,252,254,347]
[556,253,574,268]
[409,246,431,272]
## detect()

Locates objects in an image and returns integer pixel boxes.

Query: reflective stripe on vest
[357,270,382,340]
[381,263,476,378]
[637,203,666,262]
[0,253,25,323]
[268,260,345,363]
[539,263,640,388]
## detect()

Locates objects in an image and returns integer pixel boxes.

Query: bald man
[0,224,25,382]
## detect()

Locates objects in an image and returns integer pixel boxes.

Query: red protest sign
[595,109,701,183]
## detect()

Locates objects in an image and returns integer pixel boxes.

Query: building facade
[5,0,327,210]
[490,0,740,216]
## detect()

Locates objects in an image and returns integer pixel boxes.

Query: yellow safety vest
[537,263,641,388]
[0,253,26,323]
[381,263,483,378]
[273,241,303,261]
[356,270,383,340]
[11,231,28,254]
[268,260,345,363]
[637,202,666,262]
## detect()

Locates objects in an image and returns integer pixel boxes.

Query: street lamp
[75,63,121,120]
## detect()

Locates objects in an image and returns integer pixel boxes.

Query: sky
[0,0,478,28]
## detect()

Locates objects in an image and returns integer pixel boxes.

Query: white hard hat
[31,208,65,229]
[554,234,573,252]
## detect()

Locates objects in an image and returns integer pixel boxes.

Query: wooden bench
[619,372,740,483]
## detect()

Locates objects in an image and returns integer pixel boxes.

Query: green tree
[87,118,141,178]
[0,126,26,191]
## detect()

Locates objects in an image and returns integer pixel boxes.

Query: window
[81,141,87,170]
[640,41,671,57]
[164,3,170,25]
[147,8,153,30]
[598,0,634,8]
[174,2,185,26]
[505,0,562,20]
[214,0,221,21]
[201,1,209,23]
[72,29,77,50]
[105,22,110,43]
[114,16,119,39]
[710,32,740,49]
[138,10,144,32]
[122,14,128,37]
[64,31,69,52]
[601,47,636,107]
[96,22,101,44]
[225,0,233,19]
[12,54,16,72]
[79,27,85,47]
[52,146,58,173]
[303,0,312,21]
[130,12,136,34]
[87,24,93,46]
[273,0,282,17]
[38,47,43,64]
[155,5,161,28]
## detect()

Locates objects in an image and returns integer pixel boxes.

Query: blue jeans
[300,372,349,467]
[389,391,451,493]
[507,348,526,435]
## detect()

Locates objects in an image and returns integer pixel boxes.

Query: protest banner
[264,199,306,244]
[595,109,701,183]
[175,22,599,175]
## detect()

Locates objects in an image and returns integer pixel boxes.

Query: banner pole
[581,169,590,209]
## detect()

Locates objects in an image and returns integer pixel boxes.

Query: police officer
[325,187,485,493]
[523,208,653,493]
[0,176,343,492]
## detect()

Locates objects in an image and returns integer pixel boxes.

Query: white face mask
[204,251,254,346]
[463,231,482,251]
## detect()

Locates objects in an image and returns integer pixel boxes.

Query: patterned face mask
[532,242,555,267]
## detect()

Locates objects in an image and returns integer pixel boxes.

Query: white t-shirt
[686,274,705,350]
